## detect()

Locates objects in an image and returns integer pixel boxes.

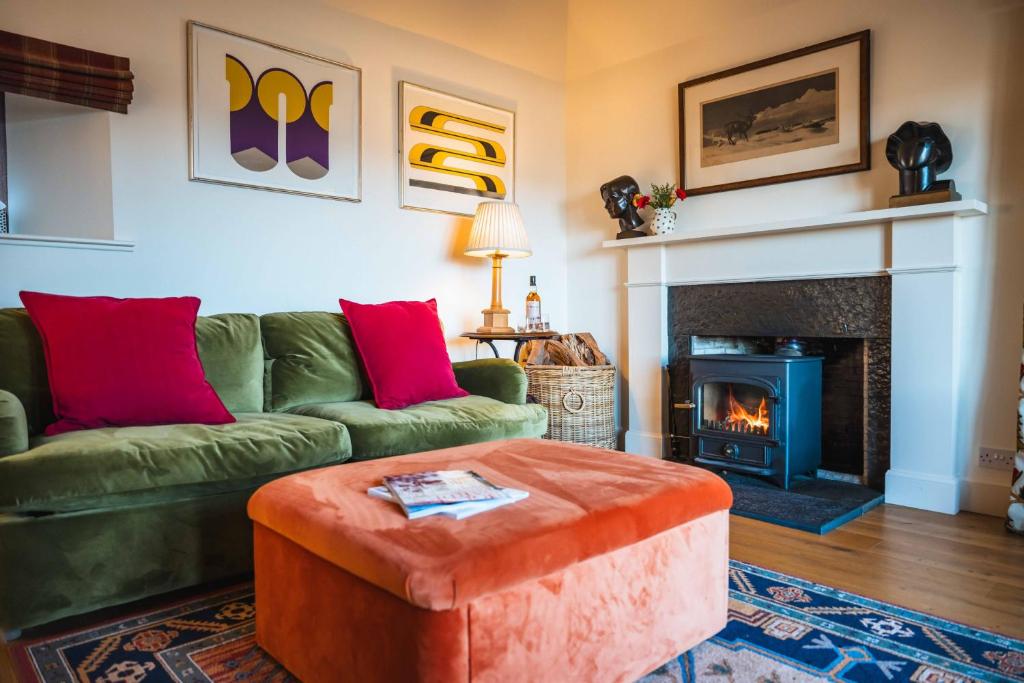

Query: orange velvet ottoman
[247,438,732,683]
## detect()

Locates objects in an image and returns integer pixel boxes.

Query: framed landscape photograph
[399,81,515,216]
[188,21,361,201]
[678,31,869,195]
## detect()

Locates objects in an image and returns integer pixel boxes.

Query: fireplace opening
[672,335,882,483]
[667,275,891,490]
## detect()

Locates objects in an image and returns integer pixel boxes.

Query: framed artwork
[678,30,869,196]
[187,21,361,201]
[399,81,515,216]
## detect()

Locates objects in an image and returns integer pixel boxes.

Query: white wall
[564,0,1024,514]
[0,0,568,361]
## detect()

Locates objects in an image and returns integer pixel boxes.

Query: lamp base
[477,307,514,334]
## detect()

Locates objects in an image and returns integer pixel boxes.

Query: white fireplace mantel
[605,199,989,515]
[601,199,987,251]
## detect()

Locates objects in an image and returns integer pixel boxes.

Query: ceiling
[321,0,569,80]
[565,0,803,79]
[322,0,803,81]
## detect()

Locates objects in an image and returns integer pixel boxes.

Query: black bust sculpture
[600,175,646,239]
[885,121,959,206]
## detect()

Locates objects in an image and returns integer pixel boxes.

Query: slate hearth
[668,276,891,490]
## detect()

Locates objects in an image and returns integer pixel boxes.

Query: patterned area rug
[11,561,1023,682]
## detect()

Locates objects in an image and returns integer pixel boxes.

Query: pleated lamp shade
[464,202,532,258]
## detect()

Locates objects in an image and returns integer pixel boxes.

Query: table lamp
[464,201,531,333]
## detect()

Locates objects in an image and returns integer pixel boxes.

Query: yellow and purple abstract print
[225,54,332,180]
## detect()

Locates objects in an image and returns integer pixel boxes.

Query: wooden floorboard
[731,504,1024,639]
[2,504,1022,681]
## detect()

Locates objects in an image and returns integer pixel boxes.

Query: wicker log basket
[522,334,616,449]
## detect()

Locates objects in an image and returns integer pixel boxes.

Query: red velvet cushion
[339,298,468,410]
[20,291,235,435]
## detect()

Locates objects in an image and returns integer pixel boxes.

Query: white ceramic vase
[652,207,676,235]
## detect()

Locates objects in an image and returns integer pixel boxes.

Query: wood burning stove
[688,354,823,489]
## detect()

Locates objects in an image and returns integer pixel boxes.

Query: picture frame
[187,21,362,202]
[678,30,869,196]
[398,81,515,216]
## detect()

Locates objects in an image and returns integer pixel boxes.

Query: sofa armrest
[452,359,528,405]
[0,390,29,457]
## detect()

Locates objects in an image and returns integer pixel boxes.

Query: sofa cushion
[288,395,547,460]
[261,312,366,412]
[196,314,264,413]
[0,308,267,436]
[0,413,351,513]
[0,308,54,436]
[339,298,468,410]
[19,292,235,435]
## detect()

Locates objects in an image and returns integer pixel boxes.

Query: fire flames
[728,387,769,430]
[708,385,770,435]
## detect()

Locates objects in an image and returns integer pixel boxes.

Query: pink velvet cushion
[248,438,734,610]
[339,298,468,410]
[20,291,235,435]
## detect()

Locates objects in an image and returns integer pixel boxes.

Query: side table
[461,331,559,361]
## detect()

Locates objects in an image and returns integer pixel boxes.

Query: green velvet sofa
[0,309,546,634]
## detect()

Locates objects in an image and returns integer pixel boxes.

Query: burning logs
[701,418,770,436]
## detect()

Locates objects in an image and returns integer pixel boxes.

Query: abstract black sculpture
[885,121,960,207]
[600,175,647,239]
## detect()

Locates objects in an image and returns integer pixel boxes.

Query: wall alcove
[0,29,133,247]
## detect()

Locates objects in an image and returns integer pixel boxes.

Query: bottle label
[526,301,541,325]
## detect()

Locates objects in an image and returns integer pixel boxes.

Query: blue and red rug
[11,561,1023,682]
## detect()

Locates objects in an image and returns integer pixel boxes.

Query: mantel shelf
[0,233,135,252]
[600,199,988,249]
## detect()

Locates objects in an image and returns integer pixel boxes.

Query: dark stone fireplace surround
[667,276,891,490]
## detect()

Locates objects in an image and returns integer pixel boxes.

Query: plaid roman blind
[0,29,133,113]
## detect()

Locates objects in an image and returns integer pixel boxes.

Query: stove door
[694,376,777,439]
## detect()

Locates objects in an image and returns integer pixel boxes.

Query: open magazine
[368,485,529,520]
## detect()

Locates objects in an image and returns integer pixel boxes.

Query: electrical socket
[978,447,1015,471]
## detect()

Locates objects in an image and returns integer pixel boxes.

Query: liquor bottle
[525,276,542,330]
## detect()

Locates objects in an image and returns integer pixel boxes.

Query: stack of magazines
[368,470,528,520]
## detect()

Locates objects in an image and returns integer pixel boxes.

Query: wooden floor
[732,504,1024,639]
[2,504,1022,680]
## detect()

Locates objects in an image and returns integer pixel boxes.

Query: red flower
[675,187,687,201]
[633,194,651,209]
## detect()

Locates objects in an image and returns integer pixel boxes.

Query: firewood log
[557,335,588,364]
[559,332,608,366]
[543,339,587,366]
[578,332,608,365]
[525,340,549,366]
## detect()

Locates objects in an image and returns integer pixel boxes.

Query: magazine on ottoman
[374,470,529,519]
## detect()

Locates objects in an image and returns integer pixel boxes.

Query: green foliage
[649,182,676,209]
